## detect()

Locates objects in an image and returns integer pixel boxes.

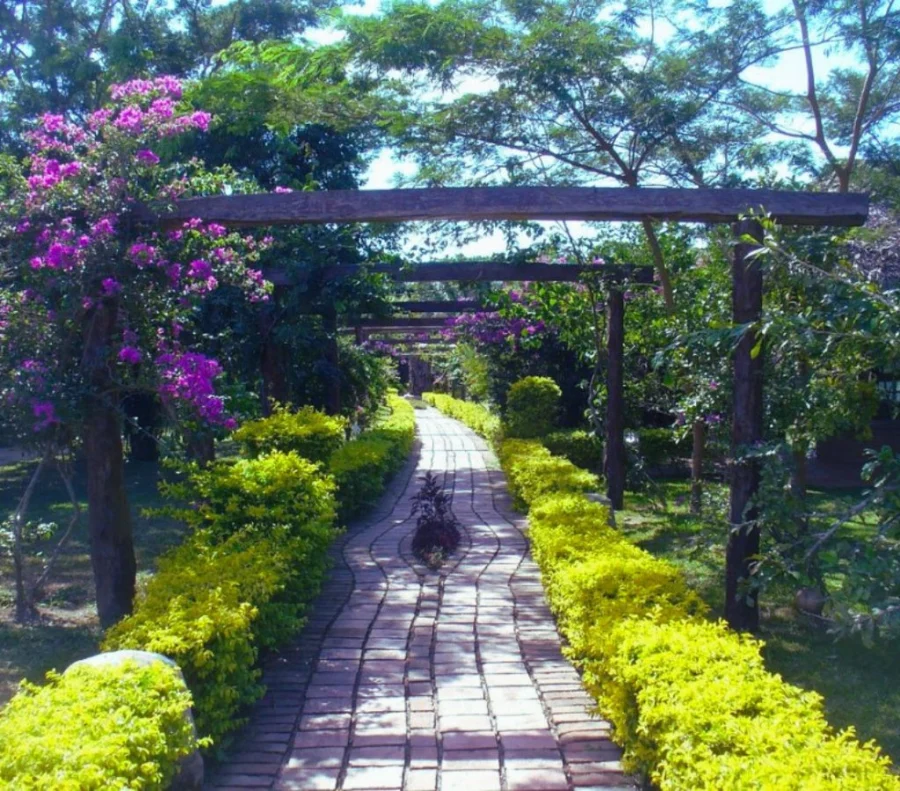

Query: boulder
[65,650,203,790]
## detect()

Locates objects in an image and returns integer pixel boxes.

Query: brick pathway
[207,406,633,791]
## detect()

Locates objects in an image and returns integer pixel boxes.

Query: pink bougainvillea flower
[32,401,59,431]
[118,346,142,364]
[101,277,122,295]
[135,149,160,166]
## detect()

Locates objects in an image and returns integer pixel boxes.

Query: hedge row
[0,394,416,787]
[422,392,500,442]
[330,394,416,521]
[424,390,900,790]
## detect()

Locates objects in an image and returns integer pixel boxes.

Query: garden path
[207,406,633,791]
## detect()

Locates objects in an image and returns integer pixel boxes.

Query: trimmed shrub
[422,392,501,442]
[497,438,600,510]
[543,429,604,471]
[593,619,900,790]
[637,427,690,467]
[159,450,336,544]
[233,405,346,464]
[504,376,561,438]
[330,393,415,522]
[103,527,332,748]
[0,660,196,790]
[504,442,900,790]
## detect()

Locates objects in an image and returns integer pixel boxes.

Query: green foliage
[595,619,900,790]
[103,446,342,749]
[496,439,600,510]
[0,660,197,790]
[233,405,346,464]
[329,393,415,522]
[159,451,336,545]
[542,429,604,471]
[500,440,900,789]
[102,526,331,749]
[422,392,501,442]
[504,376,562,439]
[637,428,691,467]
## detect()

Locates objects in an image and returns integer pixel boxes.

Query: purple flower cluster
[156,351,234,427]
[444,311,545,346]
[2,75,272,434]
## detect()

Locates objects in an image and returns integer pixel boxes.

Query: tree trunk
[123,391,160,462]
[690,420,705,516]
[322,306,342,416]
[82,299,136,629]
[186,431,216,466]
[726,219,764,632]
[791,447,808,502]
[605,288,625,510]
[259,299,289,414]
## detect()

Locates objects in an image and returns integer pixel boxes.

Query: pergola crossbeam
[265,261,651,286]
[145,186,868,227]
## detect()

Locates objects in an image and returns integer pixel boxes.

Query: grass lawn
[0,456,188,706]
[619,480,900,763]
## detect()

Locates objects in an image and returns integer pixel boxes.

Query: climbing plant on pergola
[145,184,869,631]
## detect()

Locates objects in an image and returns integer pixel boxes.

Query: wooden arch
[149,185,869,631]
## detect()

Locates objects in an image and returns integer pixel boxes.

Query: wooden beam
[265,261,651,286]
[345,317,451,329]
[391,300,482,313]
[364,335,447,344]
[144,186,868,227]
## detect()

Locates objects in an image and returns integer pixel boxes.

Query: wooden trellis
[149,185,868,631]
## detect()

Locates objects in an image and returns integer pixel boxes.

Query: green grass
[619,480,900,763]
[0,457,188,705]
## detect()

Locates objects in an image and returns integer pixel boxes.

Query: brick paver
[207,406,635,791]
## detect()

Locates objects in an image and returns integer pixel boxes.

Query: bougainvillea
[0,76,271,440]
[0,75,273,626]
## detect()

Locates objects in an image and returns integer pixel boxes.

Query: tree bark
[259,300,289,413]
[82,299,136,629]
[322,306,342,416]
[690,420,705,516]
[605,288,626,510]
[726,219,764,632]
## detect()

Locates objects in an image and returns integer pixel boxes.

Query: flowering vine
[0,76,272,438]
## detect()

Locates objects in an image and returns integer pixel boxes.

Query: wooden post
[605,287,625,510]
[355,325,364,345]
[726,218,765,631]
[323,305,341,415]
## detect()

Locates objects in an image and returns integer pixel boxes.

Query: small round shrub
[0,661,197,789]
[233,405,346,464]
[505,376,562,438]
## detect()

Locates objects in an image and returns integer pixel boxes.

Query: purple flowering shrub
[0,76,271,438]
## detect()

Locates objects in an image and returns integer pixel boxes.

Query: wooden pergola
[149,185,868,631]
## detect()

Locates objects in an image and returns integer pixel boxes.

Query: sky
[300,0,865,257]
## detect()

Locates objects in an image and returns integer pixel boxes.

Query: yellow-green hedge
[515,458,899,789]
[425,392,900,789]
[422,392,500,442]
[0,661,196,790]
[330,393,415,521]
[232,405,346,464]
[0,394,418,782]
